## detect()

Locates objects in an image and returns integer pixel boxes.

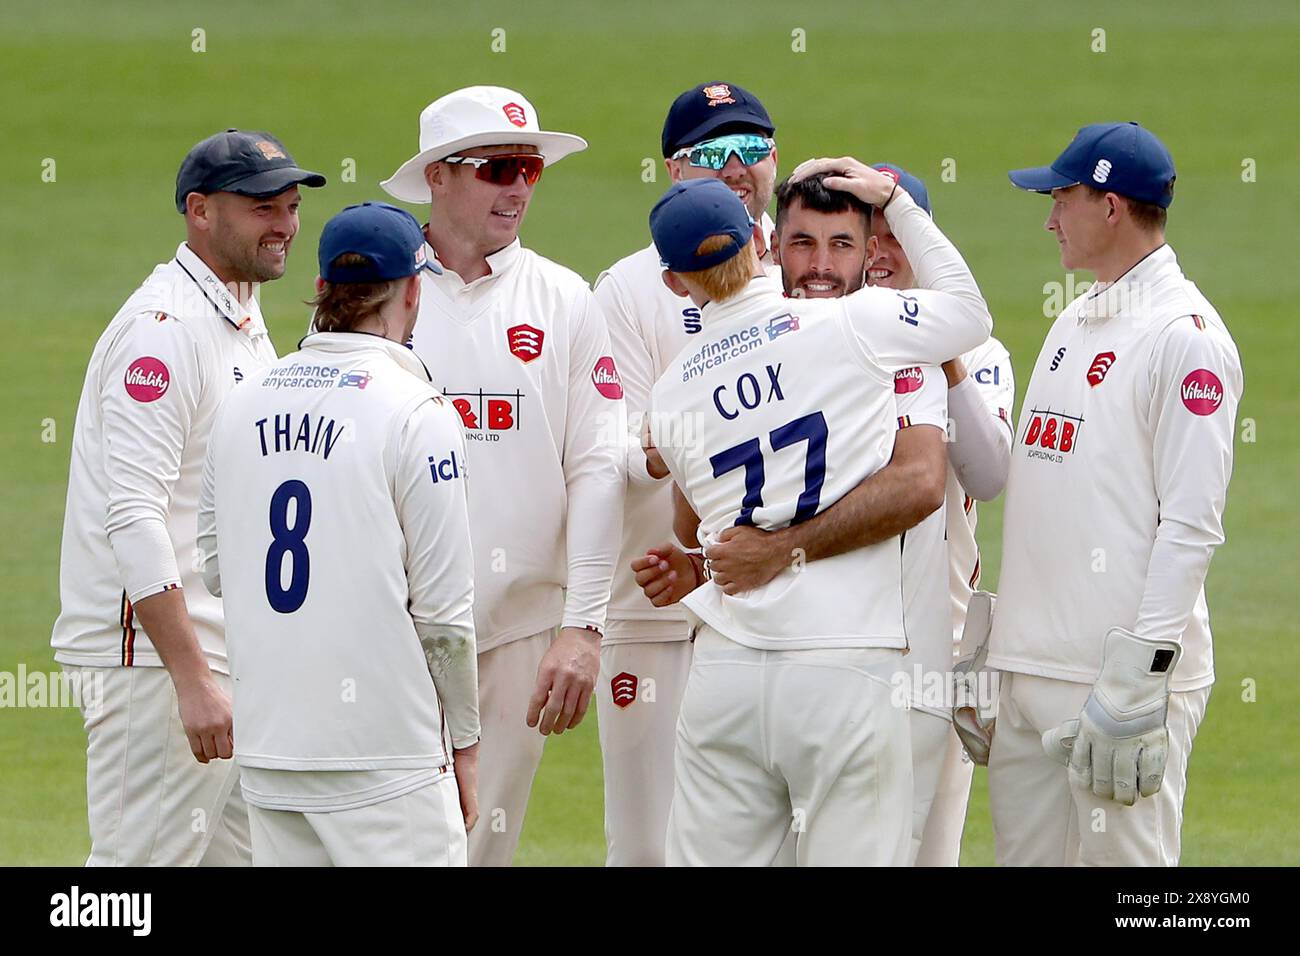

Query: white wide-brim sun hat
[381,85,588,203]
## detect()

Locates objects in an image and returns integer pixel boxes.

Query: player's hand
[705,525,791,595]
[452,743,480,832]
[641,416,670,480]
[631,544,701,607]
[789,157,898,207]
[1042,627,1181,806]
[527,627,600,736]
[173,673,234,763]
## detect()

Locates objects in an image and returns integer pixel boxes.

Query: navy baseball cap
[317,202,442,283]
[1009,122,1176,208]
[661,82,776,158]
[650,179,754,273]
[873,163,931,215]
[175,129,326,213]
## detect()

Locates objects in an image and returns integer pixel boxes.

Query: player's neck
[183,240,259,305]
[1091,232,1166,284]
[423,222,498,283]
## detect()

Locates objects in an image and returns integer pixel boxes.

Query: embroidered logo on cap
[702,84,736,106]
[502,103,527,127]
[1093,159,1112,184]
[255,141,287,161]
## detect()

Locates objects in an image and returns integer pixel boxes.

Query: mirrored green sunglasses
[671,133,775,170]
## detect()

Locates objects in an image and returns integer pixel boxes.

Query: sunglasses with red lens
[442,153,545,186]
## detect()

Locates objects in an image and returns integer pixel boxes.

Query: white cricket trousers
[246,775,466,866]
[468,629,554,867]
[596,628,693,866]
[988,672,1210,866]
[913,721,974,866]
[665,626,912,867]
[66,664,250,866]
[908,708,973,866]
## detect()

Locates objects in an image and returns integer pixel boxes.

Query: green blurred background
[1,0,1296,865]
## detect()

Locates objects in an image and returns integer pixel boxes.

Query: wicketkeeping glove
[952,591,998,765]
[1042,627,1182,807]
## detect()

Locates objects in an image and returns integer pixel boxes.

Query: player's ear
[770,232,782,267]
[404,273,421,310]
[865,234,879,263]
[315,275,326,293]
[661,270,690,298]
[185,192,210,230]
[423,162,443,196]
[665,158,682,184]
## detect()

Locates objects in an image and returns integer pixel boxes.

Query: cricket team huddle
[51,80,1243,867]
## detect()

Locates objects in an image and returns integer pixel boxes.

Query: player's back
[650,276,903,651]
[206,332,468,771]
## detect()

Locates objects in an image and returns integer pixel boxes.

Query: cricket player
[381,86,625,866]
[646,168,992,865]
[636,167,1013,866]
[593,81,781,866]
[976,122,1242,865]
[198,202,478,866]
[51,129,325,865]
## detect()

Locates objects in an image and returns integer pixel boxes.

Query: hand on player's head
[790,158,897,208]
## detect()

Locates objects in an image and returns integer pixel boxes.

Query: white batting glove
[1042,627,1182,807]
[952,591,998,765]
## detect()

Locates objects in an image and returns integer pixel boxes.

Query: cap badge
[1092,158,1112,183]
[254,140,287,161]
[702,84,736,106]
[502,102,527,127]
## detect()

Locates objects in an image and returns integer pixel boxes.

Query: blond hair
[680,234,754,302]
[308,253,403,333]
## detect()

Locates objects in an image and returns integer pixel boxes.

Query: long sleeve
[100,311,203,603]
[1134,316,1243,646]
[594,266,662,487]
[946,338,1015,501]
[560,290,627,632]
[394,397,480,749]
[844,190,992,368]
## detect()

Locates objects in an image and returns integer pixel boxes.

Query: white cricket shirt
[988,244,1242,692]
[649,193,992,650]
[199,332,476,779]
[594,215,775,644]
[52,243,277,673]
[410,239,626,651]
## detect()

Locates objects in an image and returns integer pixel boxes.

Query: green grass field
[2,0,1297,865]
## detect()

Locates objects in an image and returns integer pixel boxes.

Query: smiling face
[1046,184,1112,271]
[428,143,539,256]
[774,199,869,298]
[204,187,301,283]
[865,211,915,290]
[668,142,778,223]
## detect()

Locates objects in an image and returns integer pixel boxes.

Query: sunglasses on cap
[671,133,775,170]
[442,153,545,186]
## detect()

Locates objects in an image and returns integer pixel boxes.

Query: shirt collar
[424,236,523,288]
[174,242,268,336]
[297,331,433,382]
[1074,243,1178,324]
[700,274,784,320]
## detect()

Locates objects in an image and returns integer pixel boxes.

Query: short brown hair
[1084,185,1168,233]
[679,234,754,302]
[308,253,403,333]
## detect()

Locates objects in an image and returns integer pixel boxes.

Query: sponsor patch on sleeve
[124,357,171,403]
[592,355,623,399]
[1180,368,1224,415]
[894,366,924,394]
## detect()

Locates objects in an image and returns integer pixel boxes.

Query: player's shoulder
[595,242,659,287]
[1149,308,1241,373]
